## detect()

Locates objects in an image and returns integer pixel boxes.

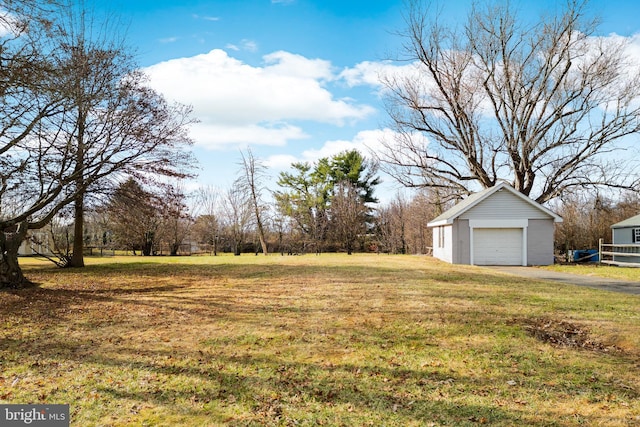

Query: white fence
[598,239,640,267]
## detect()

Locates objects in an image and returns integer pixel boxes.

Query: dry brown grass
[1,254,639,426]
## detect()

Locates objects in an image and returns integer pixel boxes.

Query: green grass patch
[541,263,640,281]
[2,254,639,426]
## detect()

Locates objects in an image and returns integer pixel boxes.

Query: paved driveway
[487,266,640,295]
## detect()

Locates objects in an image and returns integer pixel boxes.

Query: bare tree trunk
[170,243,179,256]
[239,149,269,255]
[255,212,268,255]
[70,195,85,267]
[69,90,86,268]
[0,222,31,289]
[142,233,154,256]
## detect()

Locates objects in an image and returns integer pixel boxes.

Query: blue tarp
[573,249,599,263]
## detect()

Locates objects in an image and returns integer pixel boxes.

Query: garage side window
[438,226,445,248]
[634,228,640,243]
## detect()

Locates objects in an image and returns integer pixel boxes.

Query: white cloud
[341,32,640,113]
[193,15,220,22]
[190,122,308,149]
[340,60,421,90]
[299,128,390,161]
[159,36,178,43]
[264,154,300,169]
[225,39,258,52]
[145,49,375,149]
[609,32,640,85]
[340,61,389,88]
[263,51,334,80]
[0,10,22,37]
[266,128,411,168]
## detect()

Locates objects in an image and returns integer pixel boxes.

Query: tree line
[46,150,397,257]
[40,148,637,262]
[38,149,438,258]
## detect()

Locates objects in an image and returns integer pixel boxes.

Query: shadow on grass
[2,259,639,425]
[12,331,639,426]
[3,261,485,318]
[15,334,546,426]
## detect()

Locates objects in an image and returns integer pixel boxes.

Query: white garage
[428,183,563,266]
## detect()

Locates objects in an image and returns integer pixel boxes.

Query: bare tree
[157,182,192,256]
[237,149,269,255]
[105,178,162,256]
[403,190,440,254]
[50,2,195,267]
[375,189,444,254]
[53,3,132,268]
[193,186,221,255]
[0,1,70,286]
[0,2,194,287]
[83,208,113,255]
[220,186,252,256]
[376,193,409,254]
[379,0,640,203]
[553,190,640,255]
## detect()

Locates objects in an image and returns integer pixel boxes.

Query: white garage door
[473,228,523,266]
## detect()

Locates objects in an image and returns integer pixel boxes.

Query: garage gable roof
[611,213,640,229]
[427,182,563,227]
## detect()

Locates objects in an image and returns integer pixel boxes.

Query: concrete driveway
[487,266,640,295]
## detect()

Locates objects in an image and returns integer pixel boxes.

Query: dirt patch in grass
[519,317,622,353]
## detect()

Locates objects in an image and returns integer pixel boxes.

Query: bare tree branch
[378,0,640,203]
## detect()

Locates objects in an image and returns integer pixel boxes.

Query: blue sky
[93,0,640,200]
[111,0,403,66]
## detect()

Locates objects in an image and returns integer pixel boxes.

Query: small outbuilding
[17,231,52,257]
[427,182,563,266]
[610,214,640,264]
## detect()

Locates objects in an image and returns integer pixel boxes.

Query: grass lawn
[541,263,640,282]
[1,254,639,426]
